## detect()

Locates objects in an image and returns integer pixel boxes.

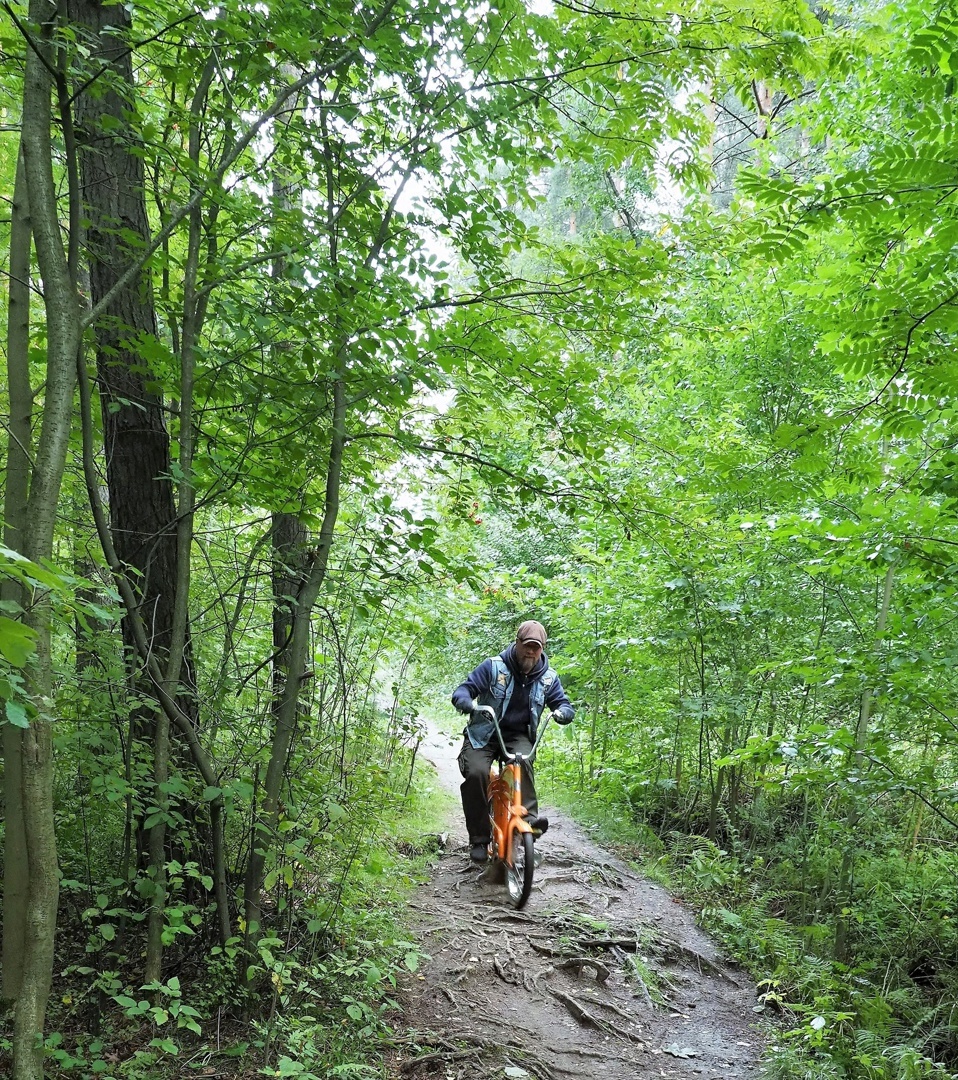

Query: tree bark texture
[2,144,34,1007]
[69,0,182,691]
[242,512,309,945]
[271,513,310,700]
[69,0,203,896]
[13,0,82,1070]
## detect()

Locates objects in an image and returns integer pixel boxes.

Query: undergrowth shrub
[3,730,446,1080]
[547,756,958,1080]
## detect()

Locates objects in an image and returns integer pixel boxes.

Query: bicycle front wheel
[506,830,535,908]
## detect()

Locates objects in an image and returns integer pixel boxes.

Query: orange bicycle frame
[471,703,552,908]
[488,758,532,862]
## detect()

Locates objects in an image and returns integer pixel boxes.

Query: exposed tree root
[576,936,645,951]
[400,806,760,1080]
[657,937,739,983]
[400,1032,558,1080]
[587,863,626,889]
[549,987,646,1046]
[493,955,522,985]
[479,908,537,925]
[571,987,644,1026]
[540,871,591,885]
[397,1033,477,1072]
[612,945,655,1007]
[554,956,612,984]
[400,1045,484,1072]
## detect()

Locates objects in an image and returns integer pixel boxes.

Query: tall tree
[9,0,82,1068]
[2,147,32,1006]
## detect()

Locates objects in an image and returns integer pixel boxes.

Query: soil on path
[393,724,767,1080]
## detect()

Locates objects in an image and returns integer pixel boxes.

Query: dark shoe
[531,816,549,838]
[470,843,489,864]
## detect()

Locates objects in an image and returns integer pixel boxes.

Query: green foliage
[12,0,958,1075]
[396,6,958,1075]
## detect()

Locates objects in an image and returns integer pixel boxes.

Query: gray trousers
[457,733,539,845]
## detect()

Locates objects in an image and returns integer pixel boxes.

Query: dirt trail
[393,724,766,1080]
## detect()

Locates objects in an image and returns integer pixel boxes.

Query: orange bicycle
[472,704,556,908]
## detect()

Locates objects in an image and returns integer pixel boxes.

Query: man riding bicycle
[451,619,575,864]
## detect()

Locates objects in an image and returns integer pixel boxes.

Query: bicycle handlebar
[471,703,555,764]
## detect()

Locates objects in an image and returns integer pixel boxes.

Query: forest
[2,0,958,1076]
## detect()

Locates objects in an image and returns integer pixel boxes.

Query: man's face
[515,639,543,674]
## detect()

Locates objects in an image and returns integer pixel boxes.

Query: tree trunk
[834,563,896,962]
[241,166,312,947]
[12,0,82,1070]
[243,380,346,948]
[69,0,181,679]
[238,510,308,944]
[69,0,203,936]
[144,55,215,983]
[2,144,33,1007]
[271,514,311,699]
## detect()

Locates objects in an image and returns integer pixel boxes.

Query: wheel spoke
[506,829,535,907]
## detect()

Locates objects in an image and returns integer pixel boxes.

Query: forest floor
[391,723,769,1080]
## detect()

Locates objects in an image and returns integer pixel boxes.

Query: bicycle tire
[506,830,535,908]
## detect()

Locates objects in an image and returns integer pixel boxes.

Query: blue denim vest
[466,657,557,749]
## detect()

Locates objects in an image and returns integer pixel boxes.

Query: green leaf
[0,615,38,667]
[5,699,29,728]
[149,1037,179,1054]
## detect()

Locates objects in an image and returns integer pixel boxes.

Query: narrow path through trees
[393,724,766,1080]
